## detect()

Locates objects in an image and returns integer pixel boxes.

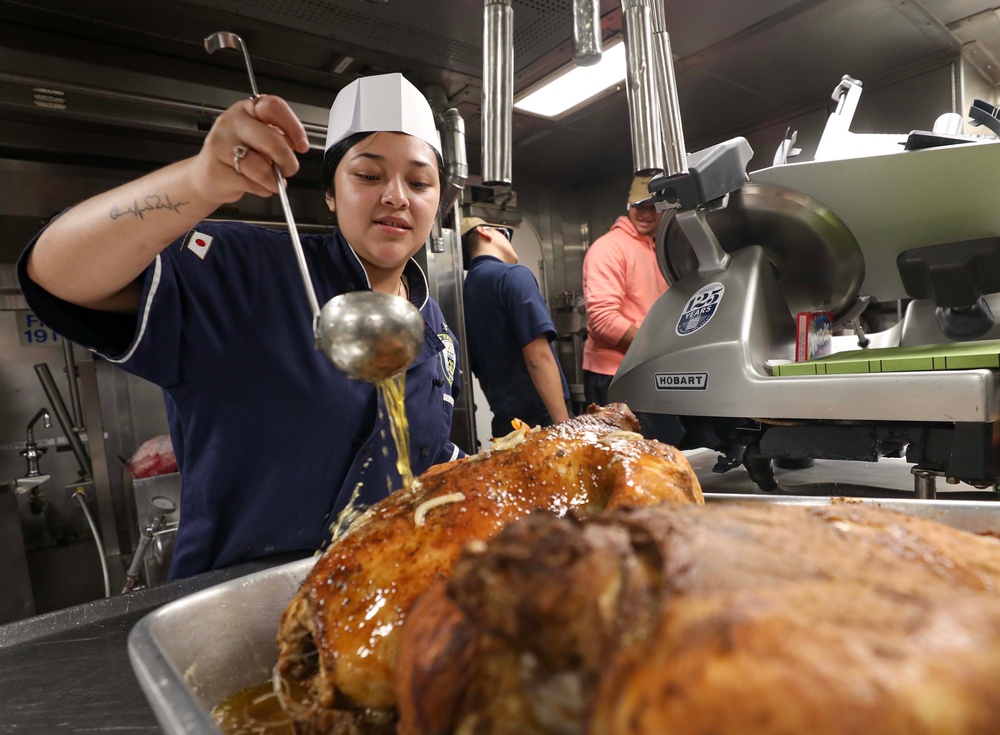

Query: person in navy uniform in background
[18,74,463,579]
[461,217,571,440]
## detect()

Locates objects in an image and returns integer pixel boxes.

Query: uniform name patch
[676,282,724,336]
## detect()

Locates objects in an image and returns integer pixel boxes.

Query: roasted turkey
[274,403,702,734]
[396,501,1000,735]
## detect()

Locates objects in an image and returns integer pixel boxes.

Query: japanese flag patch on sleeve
[186,230,213,259]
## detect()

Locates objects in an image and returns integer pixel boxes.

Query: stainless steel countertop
[686,448,1000,500]
[0,556,305,734]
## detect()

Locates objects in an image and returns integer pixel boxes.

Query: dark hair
[321,131,446,198]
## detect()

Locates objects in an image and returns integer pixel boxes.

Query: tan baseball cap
[628,175,655,206]
[460,216,489,237]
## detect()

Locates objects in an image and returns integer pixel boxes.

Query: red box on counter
[795,311,833,362]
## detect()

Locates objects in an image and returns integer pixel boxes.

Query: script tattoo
[110,194,188,220]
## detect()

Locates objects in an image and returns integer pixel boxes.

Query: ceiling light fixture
[514,40,626,119]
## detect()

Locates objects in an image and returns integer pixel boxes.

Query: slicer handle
[897,237,1000,307]
[897,237,1000,340]
[936,298,994,341]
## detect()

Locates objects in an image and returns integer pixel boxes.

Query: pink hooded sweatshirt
[582,215,667,376]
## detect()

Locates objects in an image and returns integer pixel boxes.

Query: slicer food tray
[774,339,1000,376]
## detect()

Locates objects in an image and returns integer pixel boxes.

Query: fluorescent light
[514,41,626,119]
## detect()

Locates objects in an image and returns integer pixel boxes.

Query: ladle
[204,31,424,381]
[318,292,425,382]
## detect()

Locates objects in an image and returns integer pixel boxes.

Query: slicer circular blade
[658,181,864,322]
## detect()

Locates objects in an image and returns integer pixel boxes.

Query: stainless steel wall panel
[77,358,126,593]
[849,63,956,135]
[0,310,91,540]
[507,180,590,405]
[0,489,34,623]
[423,216,476,455]
[0,259,171,614]
[960,57,997,133]
[585,175,632,249]
[0,304,110,615]
[94,358,170,556]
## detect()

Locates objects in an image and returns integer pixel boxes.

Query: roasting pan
[128,556,316,735]
[128,494,1000,735]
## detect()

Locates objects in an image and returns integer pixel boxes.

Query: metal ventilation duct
[622,0,664,176]
[650,0,687,176]
[482,0,514,186]
[572,0,602,67]
[440,107,469,216]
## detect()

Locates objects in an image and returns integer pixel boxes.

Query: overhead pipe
[649,1,688,176]
[439,108,469,216]
[429,107,467,254]
[424,84,468,244]
[482,0,513,186]
[572,0,603,67]
[621,0,665,175]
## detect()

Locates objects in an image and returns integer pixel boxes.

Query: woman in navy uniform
[17,74,463,579]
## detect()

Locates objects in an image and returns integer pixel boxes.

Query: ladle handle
[204,32,322,341]
[270,159,322,341]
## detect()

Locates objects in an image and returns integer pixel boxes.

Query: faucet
[22,408,52,477]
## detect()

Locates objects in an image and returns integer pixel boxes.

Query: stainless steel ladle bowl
[205,31,424,382]
[319,292,425,382]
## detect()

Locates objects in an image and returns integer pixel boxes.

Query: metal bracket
[674,198,732,278]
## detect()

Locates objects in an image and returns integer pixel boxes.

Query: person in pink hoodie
[581,175,668,405]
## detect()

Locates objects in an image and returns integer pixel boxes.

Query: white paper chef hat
[325,73,442,158]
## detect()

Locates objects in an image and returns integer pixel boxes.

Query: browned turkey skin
[274,403,702,734]
[397,501,1000,735]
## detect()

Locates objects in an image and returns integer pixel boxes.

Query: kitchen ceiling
[1,0,999,190]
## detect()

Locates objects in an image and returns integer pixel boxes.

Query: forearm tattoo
[110,194,188,220]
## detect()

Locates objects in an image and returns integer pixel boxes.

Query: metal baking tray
[128,556,316,735]
[702,493,1000,535]
[128,494,1000,735]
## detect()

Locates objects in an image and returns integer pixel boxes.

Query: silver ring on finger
[233,145,249,175]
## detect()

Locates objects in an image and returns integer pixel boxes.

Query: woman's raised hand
[194,94,312,204]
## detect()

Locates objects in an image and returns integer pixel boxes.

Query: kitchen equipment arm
[34,362,92,480]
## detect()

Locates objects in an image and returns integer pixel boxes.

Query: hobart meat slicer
[610,77,1000,497]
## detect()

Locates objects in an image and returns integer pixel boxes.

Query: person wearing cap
[581,175,668,406]
[460,217,571,439]
[17,73,464,579]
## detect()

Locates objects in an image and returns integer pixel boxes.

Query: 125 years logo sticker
[676,282,724,336]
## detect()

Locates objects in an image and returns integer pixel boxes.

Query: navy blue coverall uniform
[463,254,569,439]
[18,221,463,579]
